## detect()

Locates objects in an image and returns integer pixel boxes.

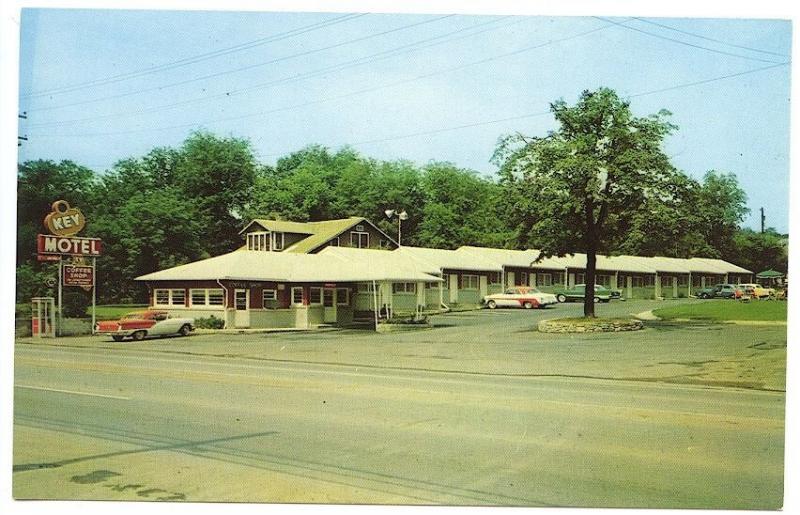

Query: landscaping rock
[538,318,644,333]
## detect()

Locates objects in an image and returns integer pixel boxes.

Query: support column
[688,273,692,297]
[449,274,458,304]
[701,276,706,289]
[626,276,632,299]
[614,271,619,290]
[654,273,661,299]
[672,276,678,298]
[506,271,515,289]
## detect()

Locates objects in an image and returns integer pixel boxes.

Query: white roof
[396,246,502,272]
[136,249,442,283]
[688,257,752,275]
[456,246,543,269]
[318,246,443,279]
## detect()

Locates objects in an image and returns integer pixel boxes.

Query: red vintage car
[95,310,194,342]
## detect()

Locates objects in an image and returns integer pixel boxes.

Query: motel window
[461,275,479,290]
[208,289,224,306]
[154,288,185,307]
[596,274,611,287]
[262,289,278,307]
[189,288,225,307]
[392,282,416,294]
[426,282,439,289]
[357,282,375,293]
[631,277,644,287]
[576,273,585,284]
[247,231,269,251]
[536,273,552,287]
[441,274,450,288]
[356,224,365,232]
[336,288,350,306]
[291,287,304,305]
[488,272,501,285]
[309,287,323,305]
[519,272,528,286]
[350,232,369,248]
[678,275,689,287]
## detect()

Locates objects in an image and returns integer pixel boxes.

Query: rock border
[538,318,644,333]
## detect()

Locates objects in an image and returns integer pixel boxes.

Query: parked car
[483,286,558,309]
[554,284,621,303]
[694,284,742,299]
[95,310,195,341]
[738,283,775,299]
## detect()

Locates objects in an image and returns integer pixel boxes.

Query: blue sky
[16,9,792,232]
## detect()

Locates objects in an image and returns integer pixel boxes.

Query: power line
[27,16,521,129]
[632,17,789,58]
[595,16,785,65]
[24,14,453,114]
[29,20,620,139]
[277,61,790,153]
[20,13,367,99]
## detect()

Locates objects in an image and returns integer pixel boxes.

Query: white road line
[15,384,130,400]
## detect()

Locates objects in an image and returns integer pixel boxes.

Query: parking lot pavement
[15,299,786,391]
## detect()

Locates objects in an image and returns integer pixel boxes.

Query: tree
[692,171,749,258]
[494,88,681,317]
[91,188,205,302]
[174,131,258,255]
[730,228,787,274]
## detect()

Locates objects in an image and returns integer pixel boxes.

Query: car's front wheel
[556,294,567,303]
[523,301,533,309]
[487,300,497,309]
[179,324,192,336]
[593,296,600,303]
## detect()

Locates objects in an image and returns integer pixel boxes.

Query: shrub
[195,315,225,329]
[62,290,90,318]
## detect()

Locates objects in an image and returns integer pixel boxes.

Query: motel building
[136,216,753,329]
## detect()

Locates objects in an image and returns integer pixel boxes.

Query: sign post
[36,200,102,338]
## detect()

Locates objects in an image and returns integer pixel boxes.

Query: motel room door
[234,289,250,328]
[323,288,337,323]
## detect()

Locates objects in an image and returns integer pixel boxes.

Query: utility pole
[760,207,765,234]
[18,112,27,147]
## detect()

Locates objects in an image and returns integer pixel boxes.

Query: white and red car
[483,286,559,309]
[95,310,194,341]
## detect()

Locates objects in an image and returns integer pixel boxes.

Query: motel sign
[37,234,102,256]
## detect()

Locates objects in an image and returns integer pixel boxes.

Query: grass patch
[654,300,787,322]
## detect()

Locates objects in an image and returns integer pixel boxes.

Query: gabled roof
[136,249,441,283]
[397,246,502,272]
[688,257,752,275]
[238,217,398,254]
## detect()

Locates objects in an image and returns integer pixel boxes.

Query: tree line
[16,94,788,305]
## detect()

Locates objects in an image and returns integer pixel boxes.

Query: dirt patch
[70,470,121,484]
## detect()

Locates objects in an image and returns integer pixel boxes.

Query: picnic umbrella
[756,269,785,286]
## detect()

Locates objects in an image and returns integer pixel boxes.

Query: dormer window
[247,231,270,251]
[272,232,285,251]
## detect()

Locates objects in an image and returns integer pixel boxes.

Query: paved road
[13,330,785,508]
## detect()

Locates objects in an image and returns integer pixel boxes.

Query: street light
[385,209,408,246]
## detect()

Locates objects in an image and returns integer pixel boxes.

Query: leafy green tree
[730,228,787,274]
[91,188,205,302]
[416,162,511,248]
[494,88,680,317]
[692,171,749,258]
[175,131,257,255]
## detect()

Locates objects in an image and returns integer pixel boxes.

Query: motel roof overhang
[455,246,751,275]
[135,249,443,284]
[396,246,503,273]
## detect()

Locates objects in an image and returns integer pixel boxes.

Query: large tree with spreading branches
[494,87,688,317]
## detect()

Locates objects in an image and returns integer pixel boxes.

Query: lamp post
[385,209,408,246]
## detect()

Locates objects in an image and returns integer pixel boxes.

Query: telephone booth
[31,297,56,338]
